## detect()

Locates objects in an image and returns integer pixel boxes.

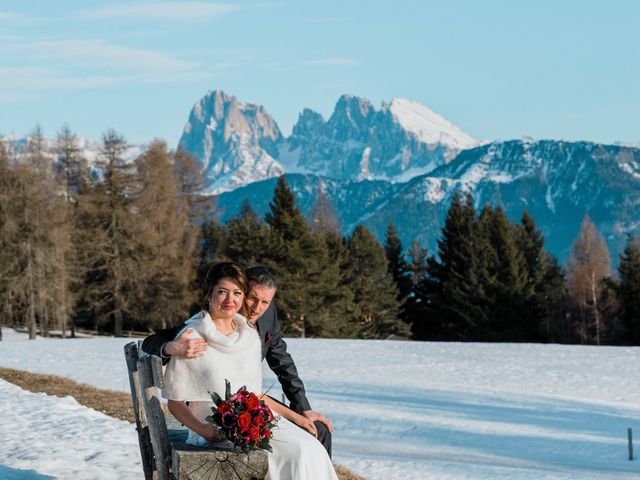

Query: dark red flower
[221,411,236,428]
[246,394,260,411]
[237,412,252,432]
[252,414,265,427]
[217,402,231,415]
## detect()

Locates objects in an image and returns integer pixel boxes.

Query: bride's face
[209,277,244,319]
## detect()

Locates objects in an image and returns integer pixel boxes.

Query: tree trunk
[27,240,36,340]
[590,270,600,345]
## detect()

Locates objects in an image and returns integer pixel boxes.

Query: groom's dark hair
[246,266,277,289]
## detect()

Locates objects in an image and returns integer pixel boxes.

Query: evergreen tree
[225,199,270,266]
[384,222,412,330]
[482,205,530,340]
[617,235,640,344]
[426,191,485,339]
[515,210,566,342]
[309,183,339,234]
[384,223,412,300]
[537,251,568,342]
[566,215,611,344]
[320,230,358,338]
[346,225,406,338]
[263,176,345,337]
[406,240,429,339]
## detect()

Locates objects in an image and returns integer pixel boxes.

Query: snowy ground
[1,327,639,479]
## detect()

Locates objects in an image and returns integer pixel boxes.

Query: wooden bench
[124,342,269,480]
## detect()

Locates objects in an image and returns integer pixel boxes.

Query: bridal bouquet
[206,380,277,452]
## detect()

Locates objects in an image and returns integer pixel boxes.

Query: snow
[546,186,556,213]
[389,99,478,150]
[1,328,640,480]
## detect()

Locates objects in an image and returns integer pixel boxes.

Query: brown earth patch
[0,367,366,479]
[0,367,135,422]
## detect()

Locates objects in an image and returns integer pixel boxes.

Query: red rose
[246,394,260,411]
[264,429,273,439]
[252,414,265,427]
[237,412,252,432]
[249,426,260,441]
[217,402,231,415]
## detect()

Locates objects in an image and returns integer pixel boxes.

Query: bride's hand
[199,423,223,442]
[293,414,318,437]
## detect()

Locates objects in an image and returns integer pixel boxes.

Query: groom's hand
[162,328,207,358]
[303,410,333,433]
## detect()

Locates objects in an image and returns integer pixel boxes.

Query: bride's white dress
[162,311,337,480]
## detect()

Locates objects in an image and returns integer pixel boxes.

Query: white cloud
[74,2,238,22]
[301,58,360,67]
[0,64,213,103]
[0,67,118,90]
[0,39,200,73]
[0,11,42,26]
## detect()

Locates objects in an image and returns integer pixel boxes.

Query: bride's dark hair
[201,262,249,312]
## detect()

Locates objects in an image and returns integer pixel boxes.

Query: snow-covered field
[1,327,639,479]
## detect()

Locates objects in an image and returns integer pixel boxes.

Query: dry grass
[0,367,366,479]
[0,367,135,422]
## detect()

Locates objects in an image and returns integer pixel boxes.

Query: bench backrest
[124,341,171,480]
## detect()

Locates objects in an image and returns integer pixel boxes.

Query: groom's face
[246,282,276,322]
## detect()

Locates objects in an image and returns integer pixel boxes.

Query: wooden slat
[124,342,154,480]
[139,355,172,480]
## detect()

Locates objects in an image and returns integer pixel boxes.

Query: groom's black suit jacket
[141,303,312,413]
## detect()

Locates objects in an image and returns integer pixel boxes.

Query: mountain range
[179,90,640,263]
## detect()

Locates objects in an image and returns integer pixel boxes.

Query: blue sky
[0,0,638,146]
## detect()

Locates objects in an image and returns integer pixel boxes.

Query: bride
[162,262,338,479]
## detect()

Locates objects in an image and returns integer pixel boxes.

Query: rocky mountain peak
[385,98,478,151]
[179,90,284,194]
[179,89,480,191]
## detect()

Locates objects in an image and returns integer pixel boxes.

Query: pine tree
[427,191,485,339]
[263,176,346,337]
[225,199,270,266]
[566,215,611,344]
[309,183,339,234]
[482,205,530,340]
[537,251,568,342]
[384,222,412,329]
[320,230,358,338]
[617,235,640,344]
[515,210,566,342]
[265,176,308,241]
[406,240,429,339]
[346,225,406,338]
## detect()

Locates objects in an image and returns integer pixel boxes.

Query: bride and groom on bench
[142,263,337,479]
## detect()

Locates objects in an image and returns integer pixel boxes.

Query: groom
[142,266,334,456]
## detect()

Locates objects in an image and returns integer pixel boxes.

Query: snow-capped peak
[388,98,478,150]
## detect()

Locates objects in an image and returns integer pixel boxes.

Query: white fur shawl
[162,311,262,401]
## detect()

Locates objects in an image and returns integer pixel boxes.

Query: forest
[1,126,639,345]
